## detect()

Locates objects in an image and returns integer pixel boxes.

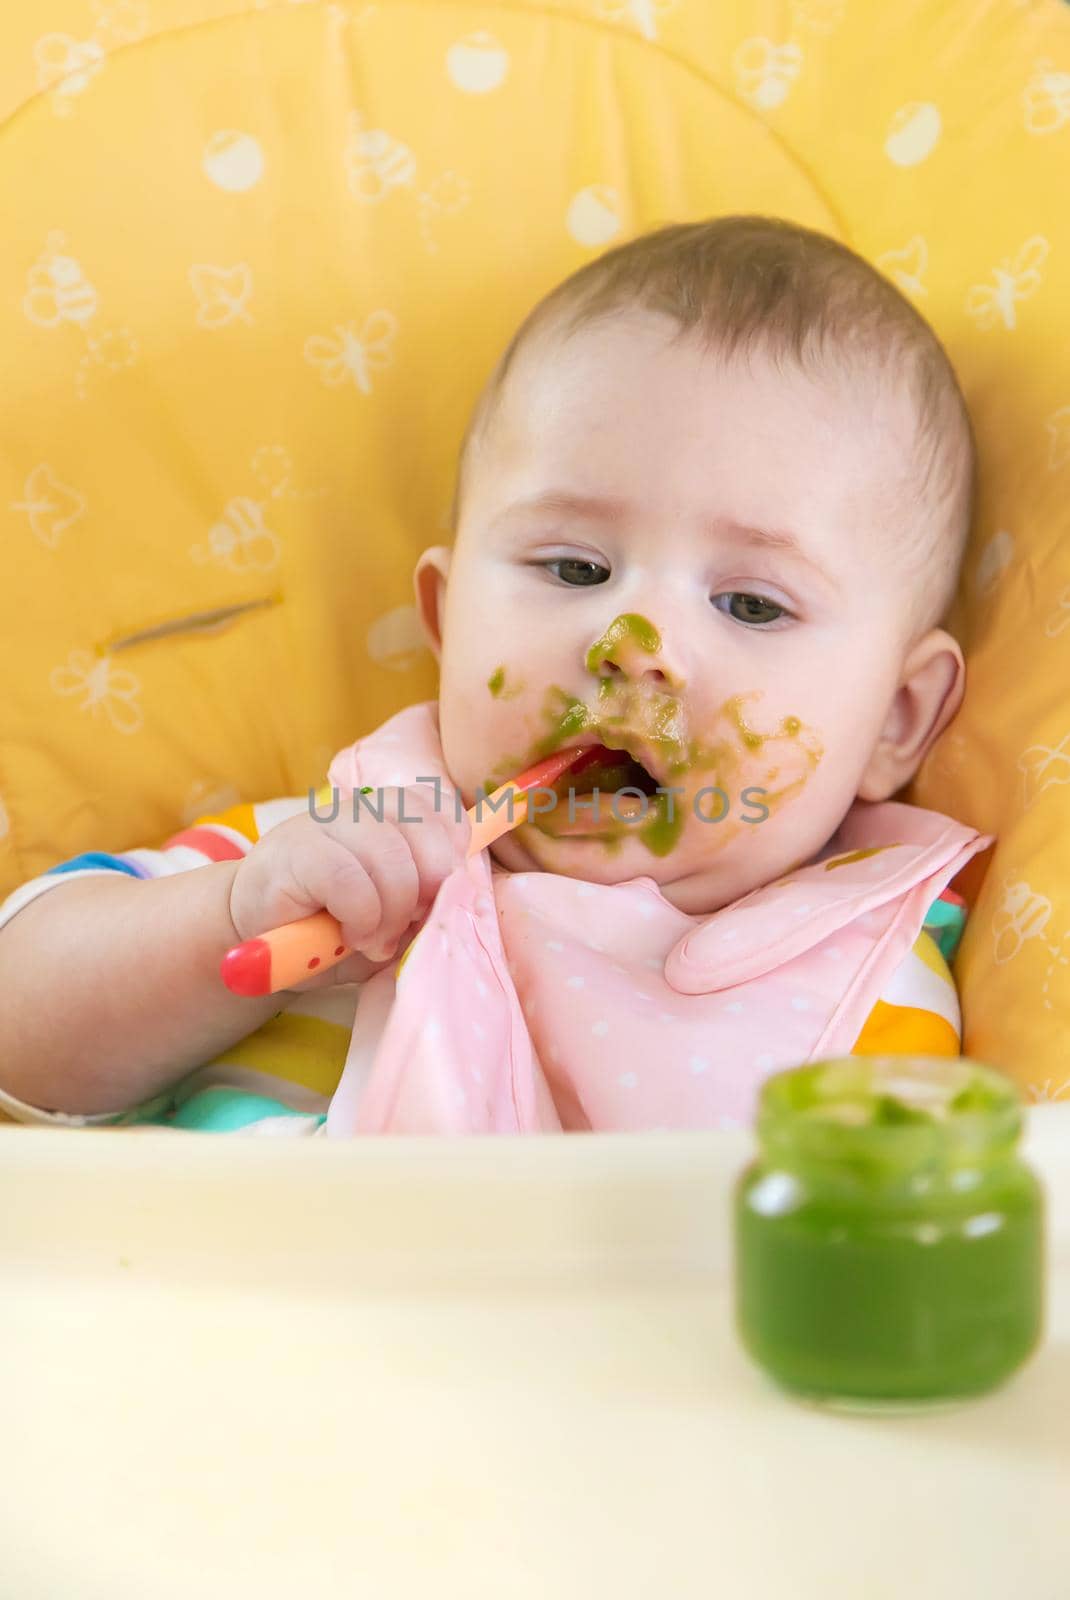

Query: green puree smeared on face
[584,613,662,675]
[529,690,591,762]
[735,1057,1044,1409]
[486,614,813,861]
[582,614,685,855]
[487,665,524,701]
[523,684,687,858]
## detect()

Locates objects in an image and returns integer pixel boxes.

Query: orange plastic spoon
[220,746,592,997]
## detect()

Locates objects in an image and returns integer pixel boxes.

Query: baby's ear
[413,547,451,662]
[856,627,966,802]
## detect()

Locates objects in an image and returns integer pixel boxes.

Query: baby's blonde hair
[454,214,976,632]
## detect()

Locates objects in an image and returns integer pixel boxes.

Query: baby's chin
[488,828,652,883]
[487,821,750,909]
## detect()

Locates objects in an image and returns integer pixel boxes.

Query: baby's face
[420,310,934,912]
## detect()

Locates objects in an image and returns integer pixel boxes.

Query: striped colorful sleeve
[849,889,968,1059]
[0,790,328,1129]
[0,795,312,934]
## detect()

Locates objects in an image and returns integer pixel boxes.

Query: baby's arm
[0,861,280,1116]
[0,785,469,1119]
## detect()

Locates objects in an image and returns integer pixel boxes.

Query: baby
[0,215,991,1135]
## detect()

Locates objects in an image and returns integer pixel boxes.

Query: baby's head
[415,215,976,912]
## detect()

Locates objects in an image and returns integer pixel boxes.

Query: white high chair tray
[1,1110,1068,1598]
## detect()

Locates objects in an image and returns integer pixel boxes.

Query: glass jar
[734,1056,1044,1410]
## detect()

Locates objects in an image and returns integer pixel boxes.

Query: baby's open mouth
[560,743,661,797]
[534,740,664,835]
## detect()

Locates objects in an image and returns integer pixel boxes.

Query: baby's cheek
[483,660,528,702]
[737,726,825,817]
[438,681,536,803]
[683,694,825,815]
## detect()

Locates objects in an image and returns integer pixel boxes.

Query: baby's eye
[541,557,610,587]
[714,592,787,626]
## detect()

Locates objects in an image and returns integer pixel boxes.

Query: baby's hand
[228,785,470,986]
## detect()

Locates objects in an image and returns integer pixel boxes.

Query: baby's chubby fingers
[227,784,471,969]
[228,812,384,954]
[369,780,471,914]
[321,783,470,958]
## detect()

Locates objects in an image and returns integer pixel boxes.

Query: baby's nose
[593,654,677,690]
[585,613,687,694]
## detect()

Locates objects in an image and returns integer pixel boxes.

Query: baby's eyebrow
[720,521,839,593]
[490,489,623,525]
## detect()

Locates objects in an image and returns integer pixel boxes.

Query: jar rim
[757,1056,1023,1176]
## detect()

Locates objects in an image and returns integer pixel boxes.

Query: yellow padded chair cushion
[1,0,1068,1102]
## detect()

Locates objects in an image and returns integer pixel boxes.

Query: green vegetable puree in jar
[734,1056,1044,1409]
